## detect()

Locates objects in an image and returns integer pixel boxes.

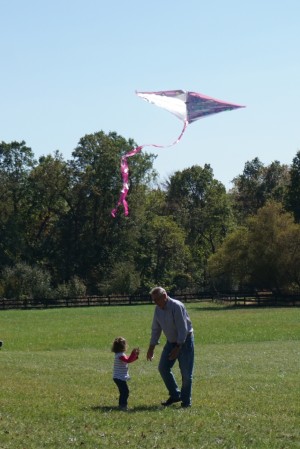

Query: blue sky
[1,0,299,189]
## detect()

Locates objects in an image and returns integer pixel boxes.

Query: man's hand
[168,345,181,361]
[147,347,154,361]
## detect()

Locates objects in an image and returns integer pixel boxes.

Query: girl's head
[112,337,127,353]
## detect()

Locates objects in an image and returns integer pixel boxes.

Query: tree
[264,161,290,203]
[135,214,192,291]
[60,131,157,291]
[25,152,71,278]
[231,158,290,221]
[55,276,87,298]
[165,165,235,287]
[1,262,52,300]
[208,202,300,291]
[98,261,141,295]
[207,227,250,290]
[0,141,36,266]
[286,150,300,223]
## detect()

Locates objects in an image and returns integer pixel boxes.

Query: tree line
[1,133,300,299]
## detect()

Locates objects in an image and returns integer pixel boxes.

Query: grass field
[0,303,299,449]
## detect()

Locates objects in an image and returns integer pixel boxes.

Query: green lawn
[0,304,299,449]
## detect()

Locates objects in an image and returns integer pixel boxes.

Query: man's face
[152,292,167,309]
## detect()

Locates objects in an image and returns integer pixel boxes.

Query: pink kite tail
[111,120,188,217]
[111,145,144,217]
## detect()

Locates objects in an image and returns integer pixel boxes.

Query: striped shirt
[113,350,138,381]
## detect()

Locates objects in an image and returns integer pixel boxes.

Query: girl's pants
[113,378,129,407]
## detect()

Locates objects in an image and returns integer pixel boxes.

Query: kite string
[111,120,188,217]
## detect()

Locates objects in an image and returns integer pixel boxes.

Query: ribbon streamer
[111,120,188,217]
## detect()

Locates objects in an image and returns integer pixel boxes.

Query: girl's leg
[113,378,129,407]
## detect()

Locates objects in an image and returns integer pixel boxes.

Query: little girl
[112,336,140,410]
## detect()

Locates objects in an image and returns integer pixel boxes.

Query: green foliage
[231,158,290,221]
[0,141,37,265]
[166,164,235,287]
[207,226,250,289]
[98,261,141,295]
[64,131,157,290]
[1,262,52,299]
[0,140,36,175]
[135,215,192,290]
[55,276,87,298]
[0,305,299,449]
[208,202,300,291]
[1,134,300,296]
[286,150,300,222]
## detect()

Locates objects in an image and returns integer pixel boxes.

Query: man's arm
[146,344,155,361]
[147,311,162,361]
[173,303,189,345]
[150,311,162,343]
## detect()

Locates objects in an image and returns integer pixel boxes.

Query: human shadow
[91,404,162,413]
[128,405,163,412]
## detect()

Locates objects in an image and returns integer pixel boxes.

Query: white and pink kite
[111,89,245,217]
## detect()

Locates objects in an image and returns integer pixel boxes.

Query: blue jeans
[158,333,194,406]
[113,378,129,407]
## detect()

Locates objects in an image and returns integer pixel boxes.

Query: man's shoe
[181,402,191,408]
[161,397,181,406]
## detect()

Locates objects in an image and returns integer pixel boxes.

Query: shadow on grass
[189,303,299,312]
[188,303,279,312]
[188,304,240,312]
[91,404,162,413]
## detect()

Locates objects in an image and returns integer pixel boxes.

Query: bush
[98,262,140,295]
[55,276,86,298]
[1,262,52,299]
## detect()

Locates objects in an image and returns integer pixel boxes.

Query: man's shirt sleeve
[150,308,162,346]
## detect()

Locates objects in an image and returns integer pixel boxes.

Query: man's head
[150,286,168,309]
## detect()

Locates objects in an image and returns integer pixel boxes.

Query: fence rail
[211,291,300,307]
[0,293,203,310]
[0,290,299,310]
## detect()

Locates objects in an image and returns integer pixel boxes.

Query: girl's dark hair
[112,337,127,353]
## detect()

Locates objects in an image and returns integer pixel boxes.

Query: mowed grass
[0,304,299,449]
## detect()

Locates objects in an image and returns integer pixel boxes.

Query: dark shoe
[161,397,181,406]
[181,402,191,408]
[118,405,128,411]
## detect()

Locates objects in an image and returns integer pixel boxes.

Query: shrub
[55,276,86,298]
[1,262,52,299]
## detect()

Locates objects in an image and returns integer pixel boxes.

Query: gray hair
[149,286,167,297]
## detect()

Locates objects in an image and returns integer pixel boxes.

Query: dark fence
[0,290,299,310]
[210,290,300,307]
[0,292,203,310]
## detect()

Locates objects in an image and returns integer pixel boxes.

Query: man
[146,286,194,408]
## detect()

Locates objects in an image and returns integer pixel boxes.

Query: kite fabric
[111,89,245,217]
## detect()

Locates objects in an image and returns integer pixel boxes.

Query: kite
[111,89,245,217]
